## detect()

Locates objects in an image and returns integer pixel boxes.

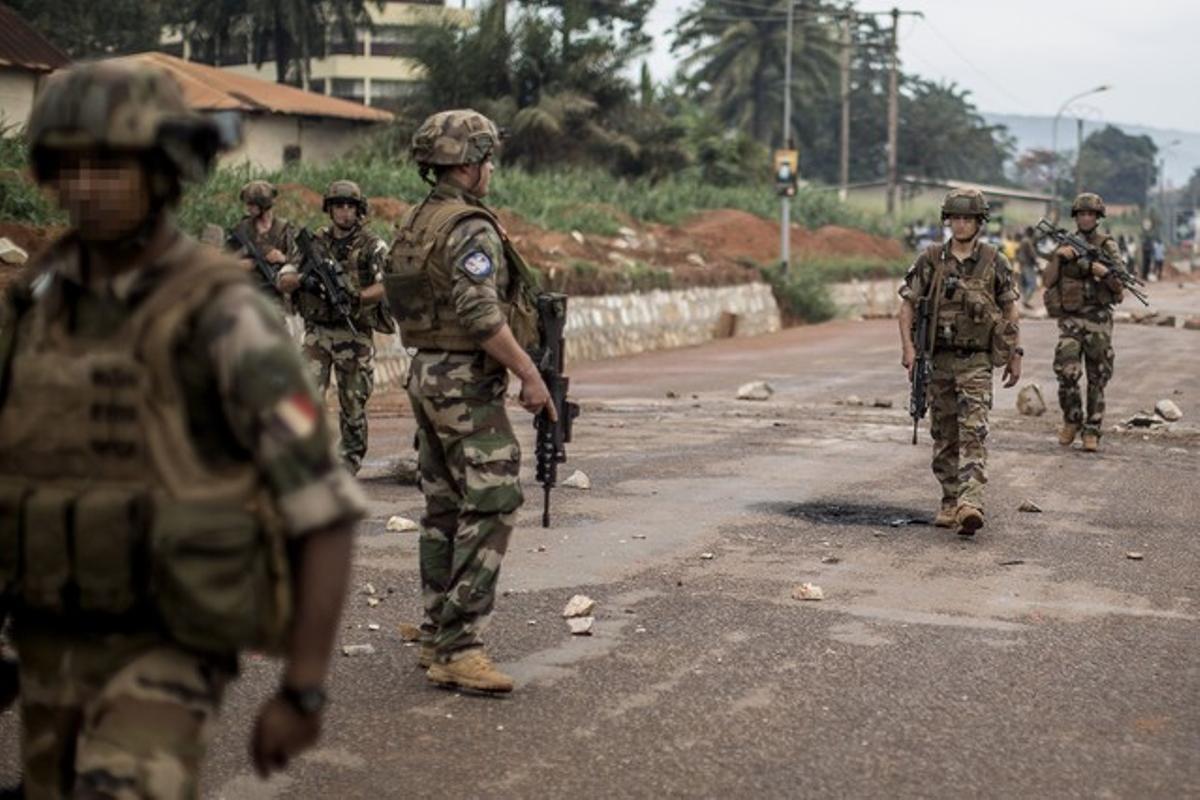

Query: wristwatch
[1013,346,1025,357]
[279,685,327,716]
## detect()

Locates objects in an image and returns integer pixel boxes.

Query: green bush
[760,263,837,324]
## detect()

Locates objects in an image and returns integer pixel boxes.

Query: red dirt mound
[368,197,411,223]
[680,209,902,264]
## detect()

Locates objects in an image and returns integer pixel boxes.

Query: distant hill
[982,112,1200,189]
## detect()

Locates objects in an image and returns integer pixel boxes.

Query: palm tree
[673,0,838,147]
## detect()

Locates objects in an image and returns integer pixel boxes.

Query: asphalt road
[2,284,1198,799]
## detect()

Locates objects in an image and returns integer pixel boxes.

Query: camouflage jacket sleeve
[361,233,388,286]
[191,283,366,535]
[992,252,1019,308]
[898,250,933,305]
[446,216,507,339]
[1098,237,1126,291]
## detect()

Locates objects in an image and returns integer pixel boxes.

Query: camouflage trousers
[12,627,231,799]
[1053,312,1115,437]
[928,350,994,511]
[407,350,523,661]
[303,322,375,474]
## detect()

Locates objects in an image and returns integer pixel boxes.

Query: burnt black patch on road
[754,500,930,527]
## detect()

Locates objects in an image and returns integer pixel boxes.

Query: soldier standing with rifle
[226,179,298,299]
[1041,193,1135,452]
[278,180,390,475]
[385,109,557,694]
[0,62,364,796]
[899,189,1022,536]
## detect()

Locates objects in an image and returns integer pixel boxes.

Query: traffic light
[773,149,799,198]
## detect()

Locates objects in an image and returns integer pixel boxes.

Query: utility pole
[838,10,852,202]
[885,7,899,218]
[780,0,795,272]
[1073,117,1084,197]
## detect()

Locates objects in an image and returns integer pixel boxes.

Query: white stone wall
[369,281,782,389]
[0,67,37,129]
[217,114,378,171]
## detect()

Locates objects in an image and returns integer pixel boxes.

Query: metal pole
[1050,85,1111,220]
[838,11,851,202]
[885,7,899,218]
[780,0,794,272]
[1073,117,1084,197]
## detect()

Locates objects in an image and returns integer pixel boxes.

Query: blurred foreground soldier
[226,179,298,298]
[1044,192,1125,452]
[278,180,390,475]
[0,62,365,797]
[385,109,553,692]
[899,189,1022,536]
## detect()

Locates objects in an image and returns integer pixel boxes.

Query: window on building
[371,25,421,58]
[369,79,421,112]
[309,78,327,94]
[283,145,302,165]
[328,27,364,56]
[330,78,366,105]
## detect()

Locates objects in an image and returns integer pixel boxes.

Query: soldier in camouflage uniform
[278,181,391,475]
[225,179,299,299]
[899,189,1022,536]
[0,62,365,798]
[385,109,553,693]
[1044,192,1126,452]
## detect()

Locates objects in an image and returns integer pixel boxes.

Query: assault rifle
[226,227,280,295]
[295,228,359,334]
[909,293,933,445]
[532,293,580,528]
[1035,218,1150,306]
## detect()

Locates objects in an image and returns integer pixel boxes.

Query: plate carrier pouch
[1043,232,1121,318]
[385,196,541,352]
[927,241,1006,365]
[0,236,292,656]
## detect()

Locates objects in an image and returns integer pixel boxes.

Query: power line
[915,16,1030,108]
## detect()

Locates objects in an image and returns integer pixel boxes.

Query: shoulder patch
[460,250,495,280]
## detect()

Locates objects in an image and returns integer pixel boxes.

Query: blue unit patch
[460,250,494,280]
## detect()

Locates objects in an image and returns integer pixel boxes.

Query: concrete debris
[570,230,585,245]
[998,559,1025,566]
[736,381,774,401]
[1125,551,1145,561]
[666,390,678,399]
[561,469,591,490]
[820,556,841,564]
[1155,399,1183,422]
[791,582,825,601]
[872,398,894,409]
[0,238,27,265]
[1018,500,1042,513]
[611,238,630,250]
[1016,383,1047,417]
[1155,315,1177,327]
[386,515,420,532]
[366,597,381,608]
[686,252,706,267]
[391,457,420,486]
[341,644,376,657]
[362,583,376,595]
[1183,317,1200,331]
[366,623,381,632]
[617,226,638,239]
[632,534,647,540]
[1124,413,1165,428]
[635,625,647,633]
[844,395,864,406]
[567,616,595,636]
[700,552,716,560]
[397,623,422,641]
[562,594,596,618]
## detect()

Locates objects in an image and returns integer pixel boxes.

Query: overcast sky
[643,0,1199,133]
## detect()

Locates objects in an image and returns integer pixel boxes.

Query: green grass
[802,256,910,284]
[759,262,838,324]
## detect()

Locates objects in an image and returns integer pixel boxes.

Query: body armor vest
[294,226,389,332]
[0,236,291,655]
[386,195,540,351]
[1043,231,1120,317]
[928,242,1002,354]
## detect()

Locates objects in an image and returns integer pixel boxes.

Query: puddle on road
[753,499,931,528]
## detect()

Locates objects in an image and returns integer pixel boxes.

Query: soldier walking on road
[1044,192,1126,452]
[0,61,365,797]
[899,189,1022,536]
[226,179,299,298]
[278,181,391,475]
[385,109,554,693]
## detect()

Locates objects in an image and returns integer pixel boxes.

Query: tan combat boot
[427,649,514,693]
[956,504,984,537]
[1058,424,1079,446]
[934,502,957,528]
[1081,432,1100,452]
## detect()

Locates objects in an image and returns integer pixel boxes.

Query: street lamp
[1051,84,1111,218]
[1159,138,1181,244]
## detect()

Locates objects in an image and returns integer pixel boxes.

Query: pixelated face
[245,201,266,219]
[46,149,152,241]
[948,214,980,241]
[328,200,359,229]
[1075,210,1098,231]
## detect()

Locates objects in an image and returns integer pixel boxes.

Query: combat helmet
[240,180,277,210]
[322,179,367,216]
[27,60,224,196]
[1070,192,1106,218]
[940,188,990,221]
[411,109,500,169]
